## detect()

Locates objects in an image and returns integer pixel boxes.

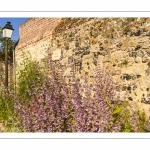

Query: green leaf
[123,129,131,132]
[113,107,121,114]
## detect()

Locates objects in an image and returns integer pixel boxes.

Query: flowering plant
[0,52,150,132]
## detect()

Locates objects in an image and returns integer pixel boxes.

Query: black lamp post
[2,22,14,88]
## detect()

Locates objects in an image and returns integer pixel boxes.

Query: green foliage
[123,26,130,35]
[113,106,121,114]
[69,32,73,37]
[0,26,16,62]
[0,90,23,132]
[17,52,44,105]
[0,52,45,132]
[0,51,5,61]
[0,92,11,123]
[119,102,132,132]
[112,101,149,132]
[122,60,128,66]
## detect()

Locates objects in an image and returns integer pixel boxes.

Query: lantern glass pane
[3,28,13,38]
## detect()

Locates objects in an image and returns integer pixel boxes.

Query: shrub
[112,100,150,132]
[68,69,121,132]
[0,89,23,132]
[13,57,74,132]
[0,52,150,132]
[12,56,122,132]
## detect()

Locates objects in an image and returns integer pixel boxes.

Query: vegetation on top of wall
[52,18,149,39]
[52,18,93,37]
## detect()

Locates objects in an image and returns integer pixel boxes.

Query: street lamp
[2,22,14,88]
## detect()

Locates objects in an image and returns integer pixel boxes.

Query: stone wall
[15,18,61,66]
[15,17,150,113]
[49,17,150,113]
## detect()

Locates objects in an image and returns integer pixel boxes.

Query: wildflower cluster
[0,53,150,132]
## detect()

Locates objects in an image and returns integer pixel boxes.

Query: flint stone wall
[15,18,150,114]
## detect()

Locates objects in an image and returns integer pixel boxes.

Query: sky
[0,18,30,41]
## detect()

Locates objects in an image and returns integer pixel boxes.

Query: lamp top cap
[2,21,14,30]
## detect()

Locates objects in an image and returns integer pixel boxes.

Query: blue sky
[0,18,30,41]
